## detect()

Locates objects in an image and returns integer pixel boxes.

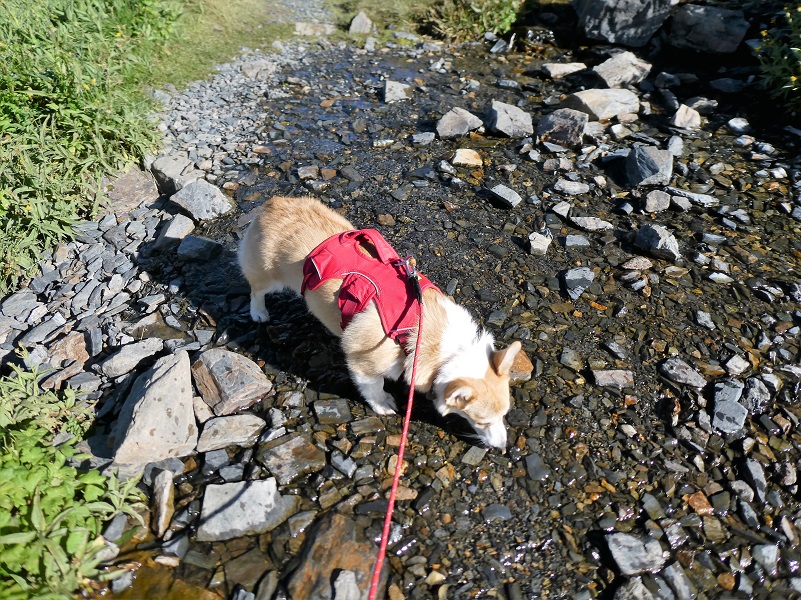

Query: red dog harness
[301,229,439,348]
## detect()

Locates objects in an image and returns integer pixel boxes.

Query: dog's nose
[486,423,507,449]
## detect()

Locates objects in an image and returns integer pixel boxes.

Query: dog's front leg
[350,370,398,415]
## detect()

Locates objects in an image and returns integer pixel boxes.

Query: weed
[756,4,801,110]
[426,0,523,43]
[0,363,145,598]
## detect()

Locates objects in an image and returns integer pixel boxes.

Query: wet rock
[101,337,164,378]
[486,100,533,138]
[101,166,159,217]
[592,51,651,88]
[111,351,197,476]
[176,235,224,260]
[711,400,747,434]
[287,513,385,600]
[487,184,522,208]
[313,398,352,424]
[752,544,779,577]
[196,478,300,541]
[665,186,719,208]
[169,179,232,222]
[256,433,326,485]
[661,562,695,599]
[571,216,613,232]
[333,570,360,600]
[436,107,483,139]
[713,380,744,404]
[728,117,750,133]
[563,89,640,121]
[536,108,588,148]
[383,80,412,103]
[509,350,534,383]
[528,231,553,256]
[659,358,706,388]
[740,377,770,414]
[554,179,589,195]
[462,446,487,466]
[606,533,666,575]
[593,370,634,389]
[644,190,670,213]
[542,62,586,79]
[525,453,550,481]
[151,468,174,538]
[670,105,701,130]
[564,267,595,300]
[197,414,266,452]
[154,214,195,248]
[742,459,768,502]
[634,224,681,262]
[625,146,673,186]
[482,504,512,522]
[669,5,749,54]
[613,577,654,600]
[349,11,372,35]
[192,347,273,415]
[574,0,671,47]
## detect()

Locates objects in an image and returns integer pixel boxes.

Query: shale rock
[436,107,483,139]
[563,89,640,121]
[192,347,273,415]
[592,51,651,88]
[574,0,672,47]
[169,179,232,222]
[669,5,749,54]
[625,146,673,186]
[606,532,666,575]
[486,100,533,138]
[634,224,681,261]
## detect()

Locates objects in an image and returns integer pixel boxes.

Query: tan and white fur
[238,196,521,448]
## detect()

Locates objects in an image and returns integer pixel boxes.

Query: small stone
[176,235,223,260]
[727,117,750,133]
[452,148,482,167]
[625,146,673,186]
[592,51,651,88]
[169,179,232,221]
[155,214,195,248]
[542,63,587,78]
[536,108,588,148]
[151,154,195,195]
[192,348,273,415]
[383,80,412,103]
[644,190,670,213]
[197,414,266,452]
[713,380,744,404]
[487,184,522,208]
[621,257,653,270]
[740,377,770,414]
[256,434,326,485]
[528,231,553,256]
[349,11,372,35]
[565,234,590,248]
[482,504,512,522]
[151,469,175,538]
[712,400,747,434]
[696,310,715,330]
[634,224,681,262]
[593,370,634,389]
[665,186,719,208]
[752,545,779,577]
[563,89,640,121]
[554,179,589,195]
[411,132,435,146]
[101,338,164,378]
[297,165,319,180]
[525,453,550,481]
[570,216,613,232]
[659,358,706,388]
[742,459,768,502]
[606,533,666,575]
[670,104,702,130]
[486,100,533,138]
[313,398,352,424]
[436,107,483,139]
[564,267,595,300]
[461,446,487,466]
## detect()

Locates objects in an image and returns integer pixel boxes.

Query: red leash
[367,259,425,600]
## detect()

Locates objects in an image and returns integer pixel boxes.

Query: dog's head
[436,341,522,449]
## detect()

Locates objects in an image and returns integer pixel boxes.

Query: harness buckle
[396,255,423,302]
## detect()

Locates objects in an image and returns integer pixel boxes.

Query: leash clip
[396,255,423,302]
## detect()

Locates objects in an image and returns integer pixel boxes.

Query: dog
[238,196,521,448]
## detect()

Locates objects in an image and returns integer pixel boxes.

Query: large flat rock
[192,347,273,415]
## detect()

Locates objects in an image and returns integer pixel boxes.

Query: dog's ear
[444,379,476,410]
[491,341,522,376]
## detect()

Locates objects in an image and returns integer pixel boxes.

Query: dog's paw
[250,305,270,323]
[368,392,398,415]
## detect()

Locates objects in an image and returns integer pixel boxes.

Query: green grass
[0,363,145,599]
[756,4,801,111]
[328,0,436,34]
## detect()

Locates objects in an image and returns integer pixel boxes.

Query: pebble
[100,337,164,378]
[436,107,483,139]
[606,533,666,575]
[659,358,706,388]
[487,184,522,208]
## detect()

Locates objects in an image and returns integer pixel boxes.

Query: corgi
[238,196,521,448]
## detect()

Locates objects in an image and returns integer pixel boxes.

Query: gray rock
[2,291,42,321]
[592,51,652,88]
[349,11,372,35]
[482,504,512,522]
[256,434,326,485]
[665,186,719,208]
[333,570,360,600]
[644,190,670,213]
[625,146,673,186]
[696,310,715,330]
[176,235,224,261]
[713,380,744,404]
[560,348,584,371]
[541,62,587,79]
[634,224,681,262]
[613,577,655,600]
[712,400,748,434]
[101,166,160,217]
[661,563,695,600]
[383,80,412,103]
[525,452,550,481]
[487,184,522,208]
[536,108,588,148]
[565,234,590,248]
[574,0,671,47]
[670,105,701,130]
[169,179,232,222]
[101,338,164,378]
[570,216,613,232]
[197,414,266,452]
[196,478,301,541]
[111,351,197,476]
[462,446,487,466]
[486,100,533,138]
[606,533,666,575]
[740,377,770,414]
[669,5,749,54]
[528,231,553,256]
[411,132,435,146]
[192,347,273,415]
[19,313,67,346]
[151,468,174,538]
[554,179,589,195]
[752,544,779,577]
[155,214,195,248]
[593,370,635,389]
[313,398,352,424]
[728,117,750,133]
[564,267,595,300]
[659,358,706,388]
[742,458,768,501]
[151,154,198,195]
[436,107,483,139]
[563,88,640,121]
